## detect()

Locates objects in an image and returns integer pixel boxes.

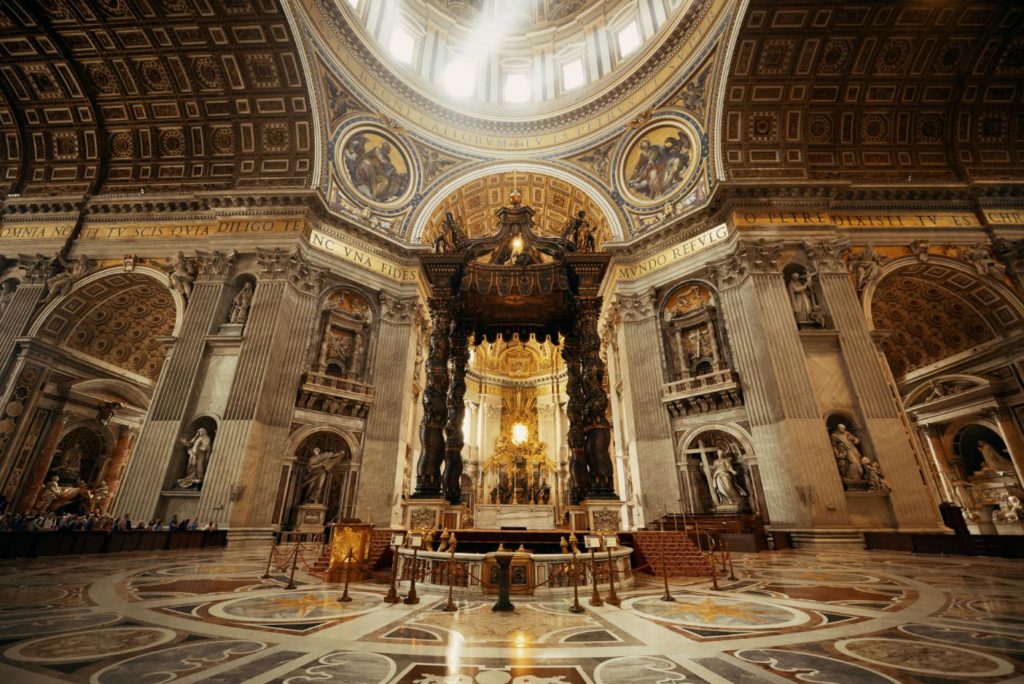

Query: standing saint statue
[301,447,343,504]
[168,252,195,301]
[831,424,864,483]
[228,282,254,324]
[176,427,211,488]
[711,451,747,505]
[787,270,817,325]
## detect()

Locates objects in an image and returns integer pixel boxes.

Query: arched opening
[679,428,752,515]
[168,416,218,491]
[288,431,356,529]
[869,260,1023,379]
[659,281,729,381]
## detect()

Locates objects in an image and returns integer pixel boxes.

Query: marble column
[103,425,138,511]
[214,252,322,540]
[113,253,235,520]
[15,409,69,512]
[613,290,675,518]
[355,294,419,525]
[709,242,848,529]
[988,407,1024,487]
[414,297,453,498]
[919,425,956,503]
[807,238,942,530]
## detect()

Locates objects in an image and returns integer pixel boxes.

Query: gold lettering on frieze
[983,210,1024,225]
[76,218,305,241]
[308,229,418,284]
[733,211,981,229]
[615,223,730,281]
[0,224,75,240]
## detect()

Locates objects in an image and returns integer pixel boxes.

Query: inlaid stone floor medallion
[0,546,1021,682]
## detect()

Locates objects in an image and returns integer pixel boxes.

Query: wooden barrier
[0,530,228,559]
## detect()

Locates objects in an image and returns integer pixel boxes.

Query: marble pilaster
[988,407,1024,488]
[214,252,322,541]
[355,293,419,526]
[103,425,138,511]
[113,256,232,520]
[808,238,941,529]
[709,242,849,529]
[0,257,48,381]
[15,408,69,512]
[614,289,676,520]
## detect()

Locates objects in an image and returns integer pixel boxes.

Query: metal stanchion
[709,552,720,591]
[404,531,424,605]
[603,532,620,607]
[261,543,275,579]
[726,541,737,581]
[384,531,405,604]
[586,534,603,607]
[339,547,354,602]
[659,533,674,602]
[442,534,458,613]
[285,544,299,590]
[569,541,584,613]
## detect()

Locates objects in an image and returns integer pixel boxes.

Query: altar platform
[474,504,555,530]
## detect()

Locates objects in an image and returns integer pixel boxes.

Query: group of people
[343,135,408,203]
[627,135,691,199]
[0,510,219,533]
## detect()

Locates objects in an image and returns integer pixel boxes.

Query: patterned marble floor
[0,546,1022,683]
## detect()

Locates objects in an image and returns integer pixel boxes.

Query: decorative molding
[379,292,418,325]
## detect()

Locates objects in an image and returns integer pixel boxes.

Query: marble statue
[711,451,746,505]
[787,270,819,325]
[169,252,195,301]
[57,442,83,481]
[992,494,1022,524]
[831,424,865,483]
[977,439,1011,474]
[961,243,1003,277]
[91,481,110,513]
[97,401,121,425]
[43,254,89,302]
[852,245,885,291]
[862,457,890,493]
[0,280,15,318]
[176,428,211,488]
[229,283,254,324]
[301,447,343,504]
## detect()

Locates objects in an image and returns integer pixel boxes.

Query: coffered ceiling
[0,0,315,198]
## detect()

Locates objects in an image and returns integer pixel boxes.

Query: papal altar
[474,504,556,530]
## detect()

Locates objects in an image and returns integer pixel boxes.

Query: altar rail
[395,547,633,596]
[0,530,227,559]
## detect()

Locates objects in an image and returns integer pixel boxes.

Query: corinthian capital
[379,292,418,324]
[17,254,53,284]
[707,245,750,289]
[803,237,850,274]
[194,249,237,281]
[256,247,292,280]
[615,289,656,322]
[747,239,785,273]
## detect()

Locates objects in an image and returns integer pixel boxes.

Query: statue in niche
[43,254,89,303]
[326,333,356,373]
[57,442,83,481]
[976,439,1011,474]
[787,270,824,327]
[301,447,343,504]
[176,427,211,489]
[168,252,195,301]
[852,245,886,292]
[97,401,121,426]
[539,478,551,504]
[711,451,747,505]
[229,283,254,324]
[0,280,15,318]
[831,423,866,484]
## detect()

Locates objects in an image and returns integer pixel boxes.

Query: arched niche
[952,423,1013,478]
[287,430,358,527]
[866,257,1024,378]
[313,287,374,380]
[217,272,258,332]
[50,422,110,488]
[167,415,218,491]
[678,426,754,515]
[658,280,729,381]
[825,412,875,491]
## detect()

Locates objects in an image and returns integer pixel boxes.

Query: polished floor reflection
[0,546,1022,682]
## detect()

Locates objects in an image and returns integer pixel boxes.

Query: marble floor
[0,546,1022,683]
